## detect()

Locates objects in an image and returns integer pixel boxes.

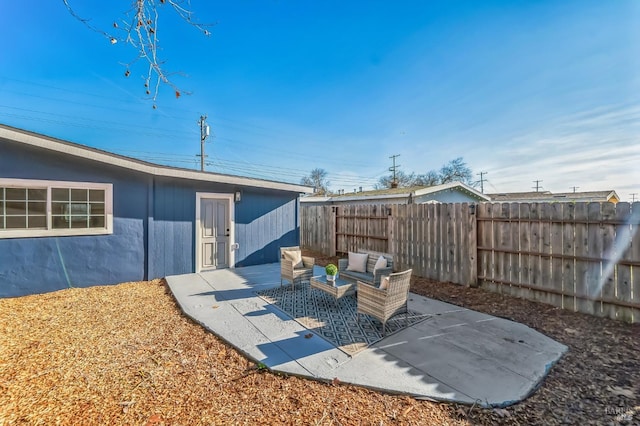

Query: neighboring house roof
[488,190,620,203]
[301,181,491,203]
[0,124,312,194]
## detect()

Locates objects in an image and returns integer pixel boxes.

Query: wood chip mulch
[0,279,464,425]
[314,251,640,425]
[1,251,638,425]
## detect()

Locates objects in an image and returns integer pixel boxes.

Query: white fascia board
[0,126,313,194]
[300,196,332,203]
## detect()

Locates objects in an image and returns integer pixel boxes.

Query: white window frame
[0,178,113,239]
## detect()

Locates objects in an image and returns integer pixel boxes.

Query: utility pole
[389,154,400,188]
[571,186,579,193]
[477,171,488,193]
[197,115,210,171]
[631,193,638,202]
[532,180,543,192]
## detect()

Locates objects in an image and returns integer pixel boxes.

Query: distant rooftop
[487,190,620,203]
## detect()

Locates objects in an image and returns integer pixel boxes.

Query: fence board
[573,203,593,315]
[614,203,632,321]
[536,203,551,305]
[550,203,564,309]
[478,203,497,292]
[587,202,603,315]
[529,202,542,293]
[519,203,532,300]
[430,204,438,278]
[601,202,617,319]
[508,203,520,298]
[632,202,640,322]
[562,203,576,311]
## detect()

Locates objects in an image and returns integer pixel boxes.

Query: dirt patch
[314,251,640,425]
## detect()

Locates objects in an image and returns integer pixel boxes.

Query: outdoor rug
[257,281,431,356]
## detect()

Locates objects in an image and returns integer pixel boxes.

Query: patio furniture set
[279,246,413,334]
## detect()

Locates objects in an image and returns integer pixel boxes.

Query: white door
[198,196,231,271]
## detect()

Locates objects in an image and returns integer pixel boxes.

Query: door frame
[195,192,235,273]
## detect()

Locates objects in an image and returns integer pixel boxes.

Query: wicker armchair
[357,269,413,335]
[280,246,314,290]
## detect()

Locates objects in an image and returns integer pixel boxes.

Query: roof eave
[0,124,313,194]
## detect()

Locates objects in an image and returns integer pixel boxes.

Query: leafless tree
[301,168,331,195]
[62,0,214,107]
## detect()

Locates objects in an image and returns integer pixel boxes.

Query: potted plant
[325,263,338,281]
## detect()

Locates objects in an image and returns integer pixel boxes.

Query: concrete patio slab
[166,263,567,407]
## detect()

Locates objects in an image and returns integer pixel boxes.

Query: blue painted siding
[148,181,300,277]
[0,141,148,297]
[235,190,299,267]
[1,139,303,297]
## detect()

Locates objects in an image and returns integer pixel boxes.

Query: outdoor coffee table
[310,275,355,300]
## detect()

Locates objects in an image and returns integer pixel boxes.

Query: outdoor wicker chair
[357,269,413,335]
[280,246,314,290]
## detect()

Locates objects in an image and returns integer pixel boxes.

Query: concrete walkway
[166,263,567,407]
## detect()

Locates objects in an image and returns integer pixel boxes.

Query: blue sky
[1,0,639,199]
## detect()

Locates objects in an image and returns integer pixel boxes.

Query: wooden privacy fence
[300,203,477,286]
[301,201,640,323]
[477,202,640,323]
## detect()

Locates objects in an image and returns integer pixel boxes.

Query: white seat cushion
[346,252,368,273]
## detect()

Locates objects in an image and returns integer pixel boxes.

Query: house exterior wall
[0,140,147,297]
[234,189,299,266]
[148,179,300,278]
[414,191,478,203]
[0,140,302,297]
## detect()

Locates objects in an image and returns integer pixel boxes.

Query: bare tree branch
[62,0,214,106]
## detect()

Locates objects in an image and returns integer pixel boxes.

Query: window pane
[6,201,26,215]
[6,188,26,201]
[71,217,89,228]
[90,216,105,228]
[52,202,68,215]
[90,203,105,215]
[0,200,4,215]
[52,216,69,229]
[52,188,69,201]
[28,188,46,201]
[71,189,87,202]
[89,189,104,202]
[27,215,46,228]
[6,216,26,229]
[28,201,46,214]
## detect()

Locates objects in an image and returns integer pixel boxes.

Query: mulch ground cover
[312,251,640,425]
[0,279,463,425]
[1,250,638,425]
